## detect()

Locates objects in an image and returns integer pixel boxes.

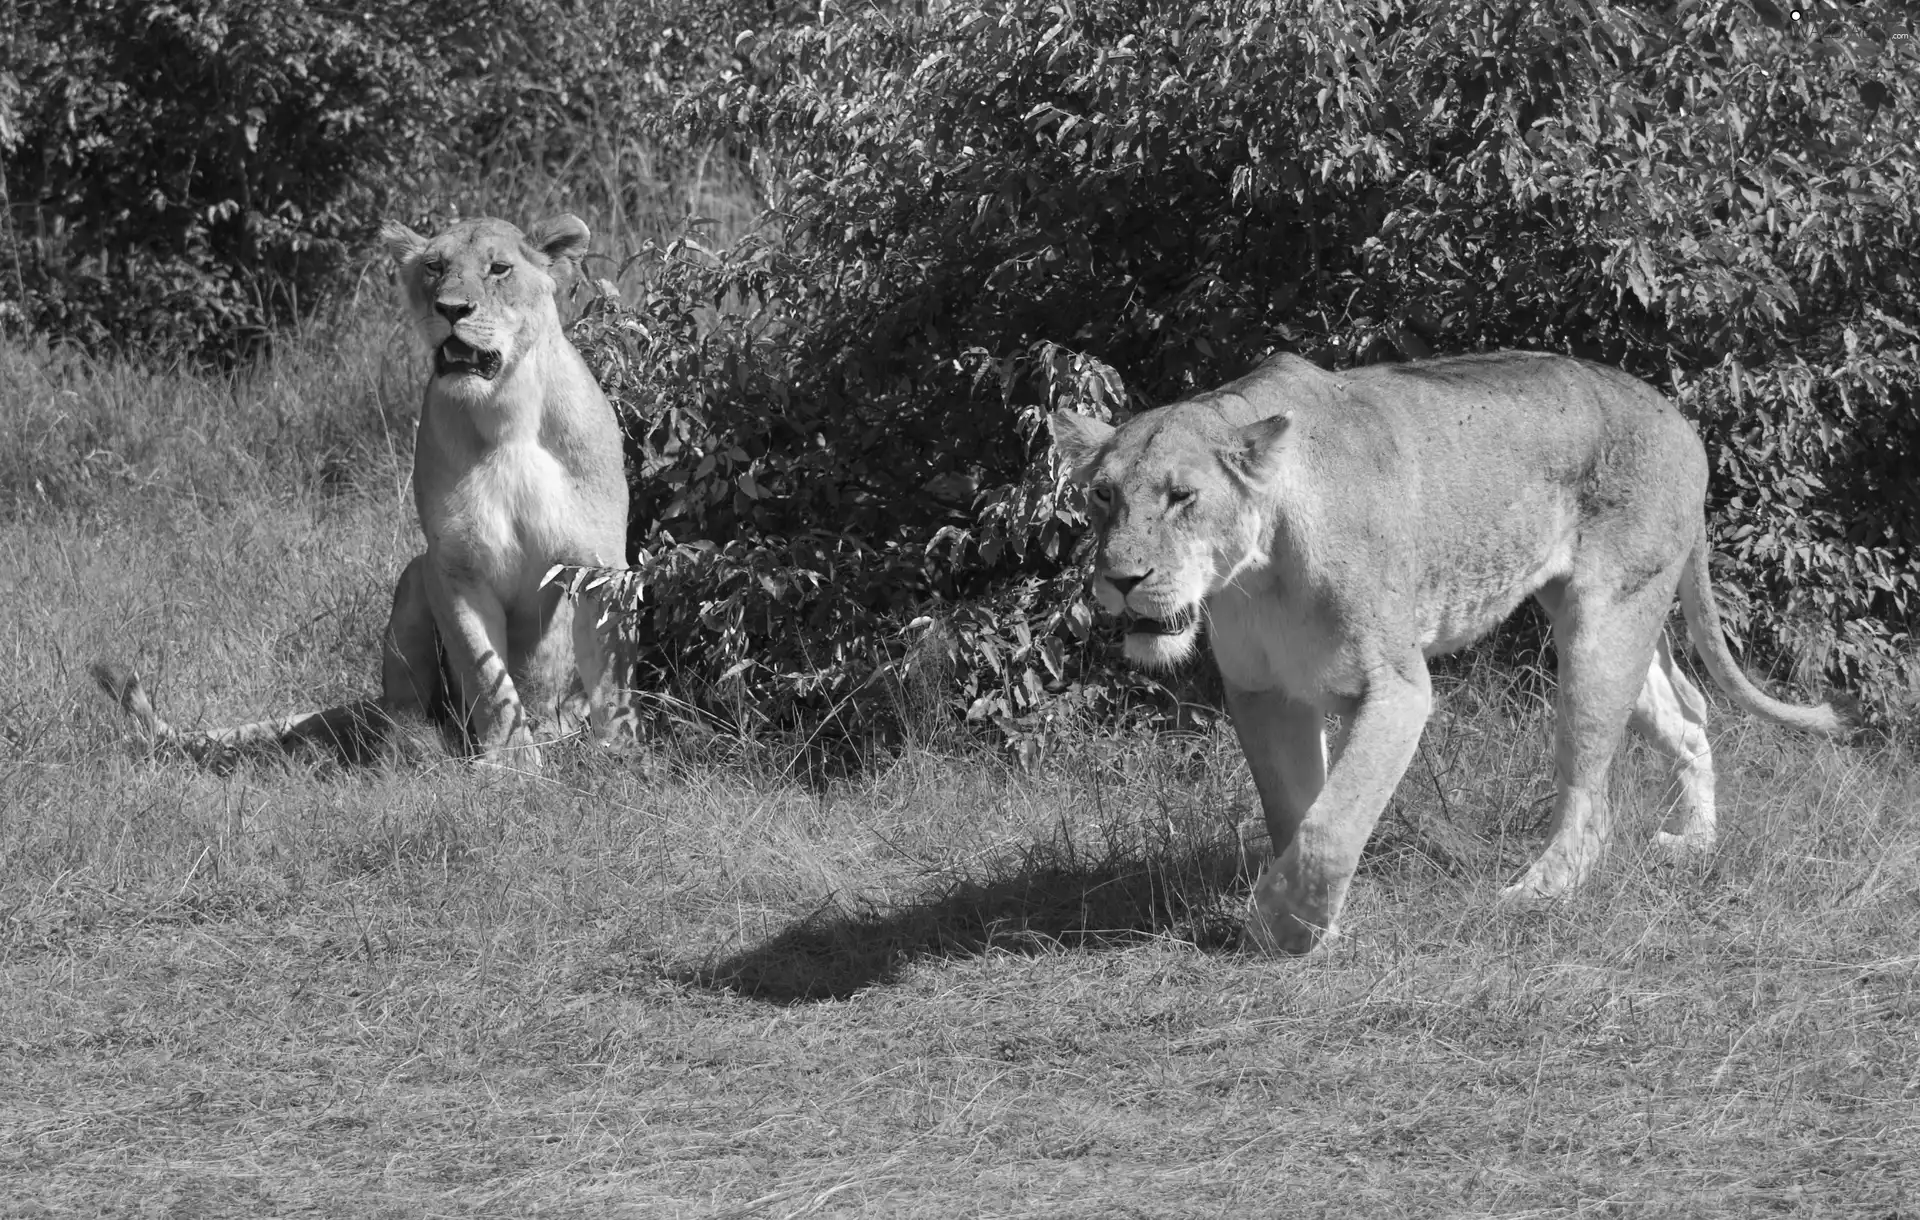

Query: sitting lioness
[95,214,634,769]
[1050,351,1845,955]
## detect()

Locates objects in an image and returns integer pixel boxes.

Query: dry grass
[2,325,1916,1218]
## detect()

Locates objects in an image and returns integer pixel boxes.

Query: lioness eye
[423,258,446,277]
[1088,484,1113,506]
[1169,488,1196,508]
[489,261,513,277]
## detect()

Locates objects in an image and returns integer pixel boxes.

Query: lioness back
[1340,351,1698,486]
[1321,352,1711,655]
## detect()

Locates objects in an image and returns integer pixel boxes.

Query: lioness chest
[428,441,582,595]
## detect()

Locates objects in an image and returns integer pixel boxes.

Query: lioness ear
[380,220,428,267]
[526,214,592,272]
[1049,410,1115,484]
[1236,412,1294,484]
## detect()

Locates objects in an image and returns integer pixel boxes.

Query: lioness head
[1051,404,1291,669]
[379,215,591,398]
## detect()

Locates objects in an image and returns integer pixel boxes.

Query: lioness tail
[89,660,397,765]
[90,661,175,745]
[1676,535,1849,735]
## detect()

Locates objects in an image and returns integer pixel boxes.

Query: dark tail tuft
[88,660,166,743]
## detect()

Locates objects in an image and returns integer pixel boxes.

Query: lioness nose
[435,298,475,324]
[1107,572,1149,597]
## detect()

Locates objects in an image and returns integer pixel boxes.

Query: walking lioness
[95,214,634,768]
[1050,351,1845,955]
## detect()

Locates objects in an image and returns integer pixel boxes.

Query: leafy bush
[1,1,460,358]
[561,0,1916,738]
[0,0,781,361]
[560,246,1195,752]
[13,0,1912,742]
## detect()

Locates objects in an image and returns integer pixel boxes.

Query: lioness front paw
[1244,860,1335,956]
[1497,864,1578,905]
[1654,828,1716,858]
[1496,879,1546,906]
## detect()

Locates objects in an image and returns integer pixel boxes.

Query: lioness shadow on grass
[678,831,1254,1003]
[673,794,1497,1004]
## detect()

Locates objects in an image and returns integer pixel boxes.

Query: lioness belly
[1416,493,1579,656]
[1419,542,1575,655]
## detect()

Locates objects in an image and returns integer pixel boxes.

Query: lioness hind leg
[382,555,444,719]
[1628,633,1718,856]
[570,589,637,746]
[1505,579,1676,902]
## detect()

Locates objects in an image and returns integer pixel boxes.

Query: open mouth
[1123,605,1201,636]
[435,336,502,380]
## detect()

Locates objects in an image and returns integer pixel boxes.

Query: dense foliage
[7,0,1915,740]
[556,0,1919,739]
[0,0,771,359]
[2,1,438,356]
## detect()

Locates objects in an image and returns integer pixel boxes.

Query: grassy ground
[2,325,1916,1219]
